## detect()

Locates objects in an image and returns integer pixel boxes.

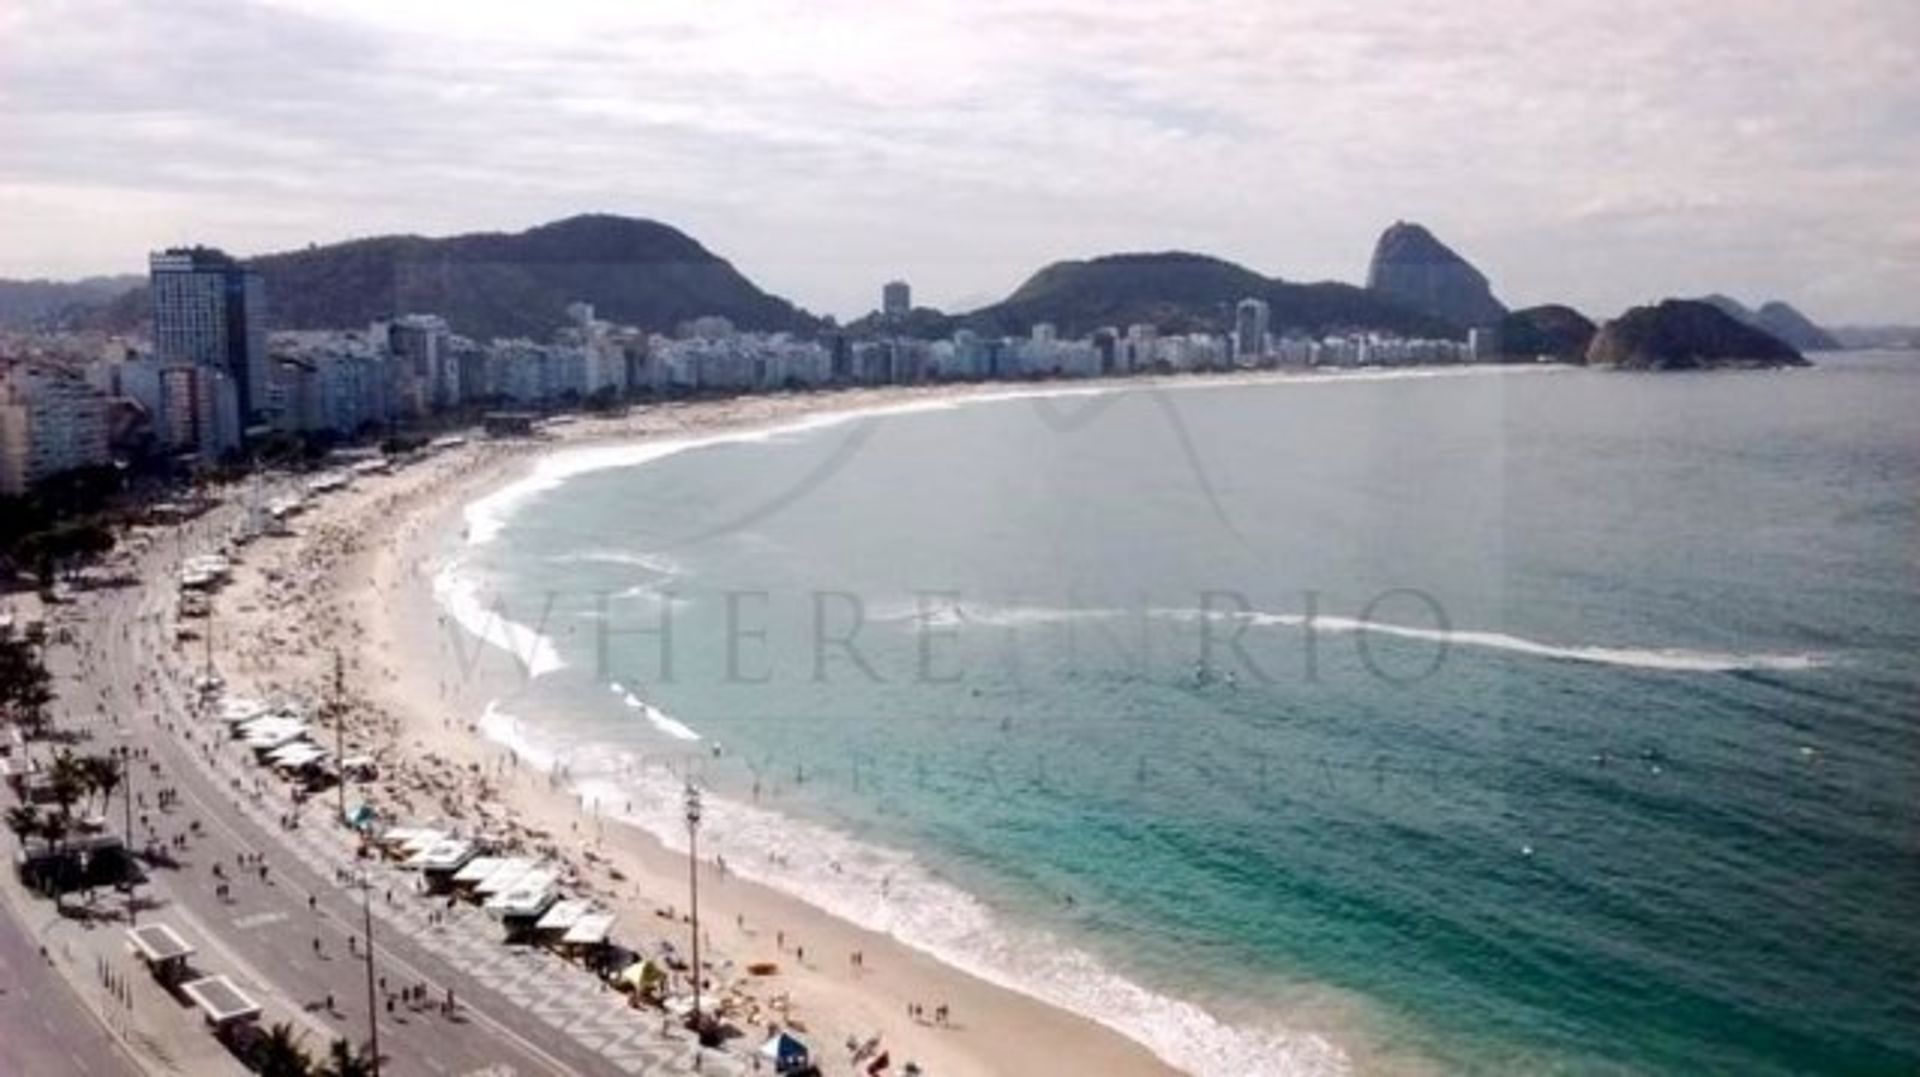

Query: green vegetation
[241,1026,374,1077]
[0,623,53,736]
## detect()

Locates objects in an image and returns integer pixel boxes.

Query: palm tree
[78,753,120,817]
[254,1021,314,1077]
[5,803,42,841]
[36,809,70,905]
[48,751,87,817]
[0,624,54,737]
[315,1037,376,1077]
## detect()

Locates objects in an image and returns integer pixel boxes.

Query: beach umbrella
[617,959,664,993]
[758,1030,810,1070]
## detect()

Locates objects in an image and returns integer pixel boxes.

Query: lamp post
[332,651,347,830]
[357,871,381,1076]
[119,745,136,926]
[684,782,703,1039]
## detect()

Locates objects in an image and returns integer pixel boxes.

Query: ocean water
[438,356,1920,1075]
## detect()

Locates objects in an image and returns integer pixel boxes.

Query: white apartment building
[0,360,112,495]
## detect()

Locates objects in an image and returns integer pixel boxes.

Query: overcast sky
[2,0,1916,322]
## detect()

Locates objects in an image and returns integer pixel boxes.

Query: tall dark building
[882,279,911,320]
[150,247,269,420]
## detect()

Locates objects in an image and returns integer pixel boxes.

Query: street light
[684,781,703,1040]
[355,871,382,1076]
[118,745,137,926]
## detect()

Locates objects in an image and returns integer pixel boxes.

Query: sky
[2,0,1917,324]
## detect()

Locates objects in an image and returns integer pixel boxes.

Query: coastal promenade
[4,489,739,1076]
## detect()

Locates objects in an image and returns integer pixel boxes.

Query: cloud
[0,0,1916,323]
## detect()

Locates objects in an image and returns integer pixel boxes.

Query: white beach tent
[399,830,447,857]
[487,877,559,919]
[377,826,429,850]
[474,857,538,896]
[219,698,269,725]
[484,867,557,910]
[267,743,327,770]
[451,856,505,887]
[562,912,617,947]
[534,898,594,933]
[406,839,476,874]
[240,717,308,752]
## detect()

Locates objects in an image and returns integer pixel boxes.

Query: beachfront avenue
[1,470,747,1075]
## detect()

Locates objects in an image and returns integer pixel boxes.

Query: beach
[210,380,1225,1076]
[26,354,1915,1076]
[205,367,1567,1075]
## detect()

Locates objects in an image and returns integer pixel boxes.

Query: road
[0,890,142,1077]
[9,500,734,1076]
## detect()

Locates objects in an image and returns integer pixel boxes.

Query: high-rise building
[0,360,112,495]
[380,314,456,414]
[882,280,911,320]
[157,363,241,460]
[1468,326,1501,363]
[1234,298,1270,362]
[150,247,268,421]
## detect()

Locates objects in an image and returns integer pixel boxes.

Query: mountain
[0,275,143,330]
[957,251,1454,339]
[1752,301,1840,351]
[1698,294,1839,351]
[1497,304,1597,362]
[1587,299,1809,369]
[1365,221,1506,329]
[80,215,816,340]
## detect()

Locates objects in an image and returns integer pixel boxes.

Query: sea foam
[431,562,566,677]
[609,681,702,741]
[878,600,1823,674]
[555,743,1350,1077]
[1219,610,1826,674]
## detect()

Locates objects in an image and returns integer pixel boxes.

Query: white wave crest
[561,762,1348,1077]
[430,561,565,677]
[552,549,685,576]
[1201,609,1825,673]
[476,700,561,772]
[608,681,702,741]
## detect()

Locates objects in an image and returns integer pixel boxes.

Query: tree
[34,808,70,905]
[77,753,121,817]
[254,1021,314,1077]
[315,1038,376,1077]
[0,624,54,736]
[48,752,87,820]
[4,803,42,841]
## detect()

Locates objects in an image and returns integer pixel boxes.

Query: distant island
[1586,300,1810,369]
[1698,294,1840,351]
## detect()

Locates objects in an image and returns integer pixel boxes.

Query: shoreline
[370,383,1203,1077]
[230,367,1543,1075]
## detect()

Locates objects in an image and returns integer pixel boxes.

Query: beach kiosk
[450,855,505,895]
[180,975,262,1036]
[408,838,478,892]
[533,897,593,940]
[472,857,538,900]
[487,874,560,941]
[126,923,196,987]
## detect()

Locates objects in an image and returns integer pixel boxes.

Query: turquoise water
[445,357,1920,1074]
